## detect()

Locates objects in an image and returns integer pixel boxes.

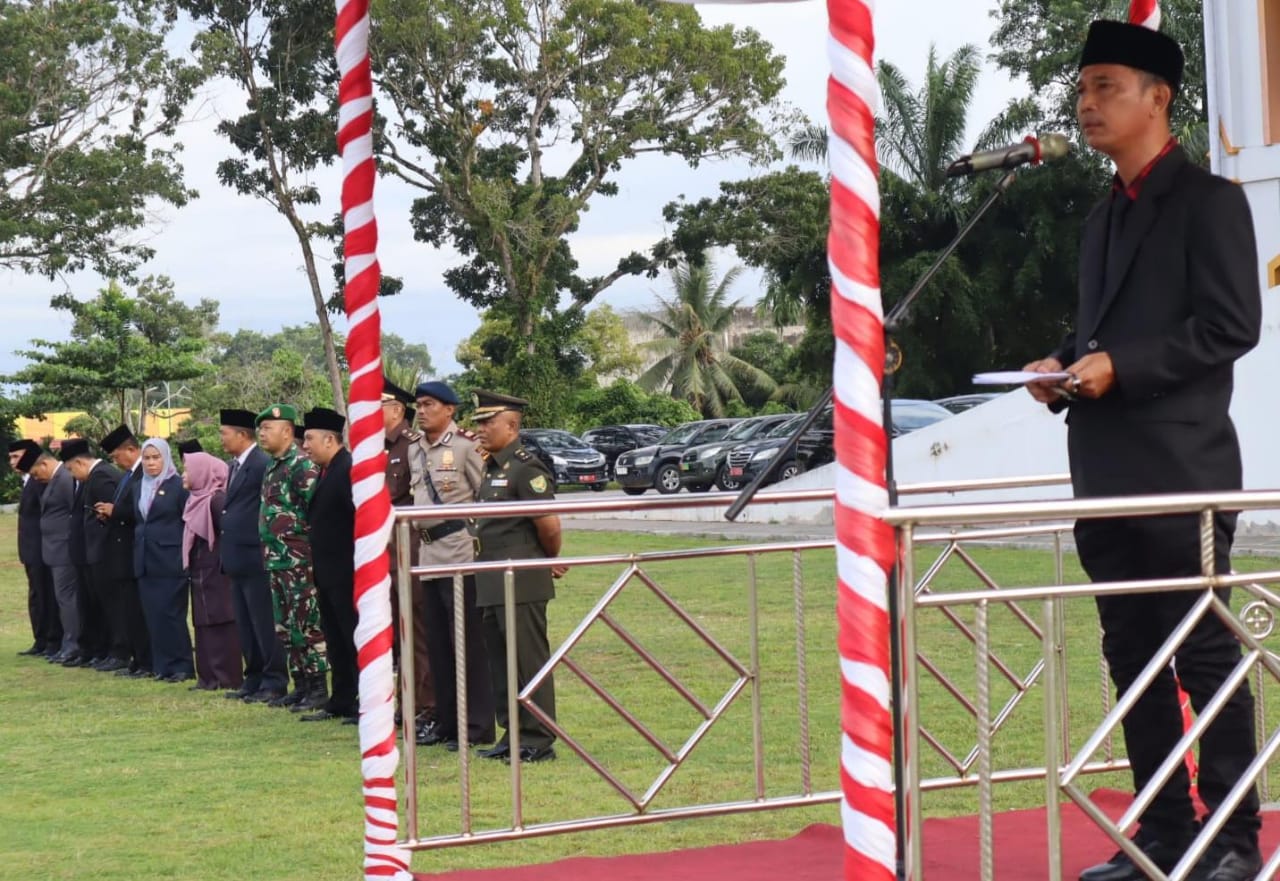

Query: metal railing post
[454,571,471,834]
[899,523,924,881]
[975,598,994,881]
[748,553,766,800]
[504,567,522,829]
[1042,595,1064,881]
[791,550,812,795]
[395,518,419,839]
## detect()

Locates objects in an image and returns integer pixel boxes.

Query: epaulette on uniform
[404,428,423,443]
[457,427,478,440]
[514,448,534,462]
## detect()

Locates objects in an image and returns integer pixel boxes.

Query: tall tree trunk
[296,231,347,415]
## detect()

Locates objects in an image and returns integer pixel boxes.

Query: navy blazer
[133,474,189,578]
[39,463,76,567]
[80,460,121,566]
[219,445,269,576]
[104,464,141,581]
[308,448,354,589]
[17,475,44,566]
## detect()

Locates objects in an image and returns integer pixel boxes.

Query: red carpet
[415,791,1280,881]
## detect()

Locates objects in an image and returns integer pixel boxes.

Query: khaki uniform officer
[383,379,437,729]
[407,380,495,749]
[472,390,563,764]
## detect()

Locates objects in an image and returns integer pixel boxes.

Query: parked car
[725,414,816,487]
[679,413,795,492]
[934,393,1001,414]
[890,399,954,436]
[580,424,668,476]
[614,419,742,495]
[518,429,610,491]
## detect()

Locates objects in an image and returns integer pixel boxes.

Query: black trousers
[481,600,556,750]
[230,569,286,693]
[315,572,359,714]
[423,575,495,743]
[138,574,194,679]
[25,562,61,650]
[77,564,112,659]
[103,575,149,666]
[1076,511,1260,848]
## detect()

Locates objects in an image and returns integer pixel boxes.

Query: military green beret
[255,403,299,426]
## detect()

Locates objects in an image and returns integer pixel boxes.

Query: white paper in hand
[972,370,1072,385]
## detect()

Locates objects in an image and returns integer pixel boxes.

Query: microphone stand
[725,168,1019,881]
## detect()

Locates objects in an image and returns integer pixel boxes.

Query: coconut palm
[638,262,777,417]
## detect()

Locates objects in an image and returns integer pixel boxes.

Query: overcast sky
[0,1,1025,381]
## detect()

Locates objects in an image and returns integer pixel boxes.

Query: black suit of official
[18,475,60,652]
[1051,147,1262,847]
[41,463,81,655]
[76,461,120,660]
[307,448,358,715]
[104,464,150,668]
[133,474,194,679]
[219,445,286,694]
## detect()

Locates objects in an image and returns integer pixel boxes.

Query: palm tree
[638,262,777,417]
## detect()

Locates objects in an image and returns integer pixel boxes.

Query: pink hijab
[182,451,228,563]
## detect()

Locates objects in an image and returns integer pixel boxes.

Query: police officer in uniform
[471,390,563,763]
[383,379,437,733]
[408,381,495,750]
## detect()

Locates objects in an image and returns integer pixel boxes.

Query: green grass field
[4,512,1280,880]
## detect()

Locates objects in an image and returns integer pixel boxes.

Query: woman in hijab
[181,452,243,691]
[133,438,194,682]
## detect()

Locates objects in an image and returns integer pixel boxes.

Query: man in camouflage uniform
[471,390,563,764]
[383,379,437,731]
[408,380,494,750]
[256,404,327,710]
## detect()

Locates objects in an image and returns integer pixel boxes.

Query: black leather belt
[423,519,468,543]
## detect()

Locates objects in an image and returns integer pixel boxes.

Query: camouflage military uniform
[259,444,326,678]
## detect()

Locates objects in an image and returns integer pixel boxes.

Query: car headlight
[698,446,721,460]
[634,455,654,466]
[594,454,606,466]
[551,455,566,466]
[752,447,779,461]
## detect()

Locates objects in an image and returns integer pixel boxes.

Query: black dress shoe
[477,742,510,760]
[1200,846,1263,881]
[510,745,556,764]
[97,658,127,673]
[18,643,43,656]
[162,672,194,683]
[225,687,255,700]
[416,720,447,746]
[1079,834,1188,881]
[87,656,109,669]
[60,652,87,667]
[124,668,154,679]
[244,688,286,704]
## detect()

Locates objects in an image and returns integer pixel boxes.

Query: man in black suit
[31,449,83,664]
[10,439,60,657]
[60,439,118,668]
[97,425,152,676]
[299,407,358,723]
[217,409,287,703]
[1025,20,1262,881]
[62,438,130,672]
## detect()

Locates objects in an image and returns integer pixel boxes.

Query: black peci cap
[177,439,203,457]
[100,424,138,454]
[1079,19,1184,94]
[58,438,91,461]
[303,407,346,434]
[219,409,257,431]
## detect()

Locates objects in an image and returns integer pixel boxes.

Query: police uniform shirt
[385,419,418,507]
[408,421,484,567]
[474,441,556,607]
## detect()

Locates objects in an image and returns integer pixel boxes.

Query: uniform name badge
[491,478,509,487]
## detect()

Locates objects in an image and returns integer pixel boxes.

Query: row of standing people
[11,382,565,761]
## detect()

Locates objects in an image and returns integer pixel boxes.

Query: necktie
[228,458,240,487]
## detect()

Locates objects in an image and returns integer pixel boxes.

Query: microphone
[945,133,1071,178]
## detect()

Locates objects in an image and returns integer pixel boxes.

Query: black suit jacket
[39,463,76,567]
[104,464,141,581]
[1051,149,1261,498]
[133,474,189,578]
[17,475,44,566]
[79,460,121,566]
[219,445,269,576]
[307,448,354,591]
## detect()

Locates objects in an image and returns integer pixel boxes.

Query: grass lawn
[4,512,1280,880]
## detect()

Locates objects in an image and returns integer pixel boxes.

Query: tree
[6,277,217,431]
[638,262,776,417]
[181,0,349,414]
[990,0,1208,159]
[0,0,200,278]
[567,379,699,435]
[371,0,788,392]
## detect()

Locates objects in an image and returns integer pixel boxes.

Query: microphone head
[1036,132,1071,162]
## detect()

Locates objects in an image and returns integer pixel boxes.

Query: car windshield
[892,400,953,432]
[526,430,586,452]
[657,423,702,445]
[765,416,806,439]
[723,418,773,442]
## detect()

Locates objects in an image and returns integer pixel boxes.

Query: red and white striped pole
[1128,0,1161,30]
[826,2,897,881]
[334,1,414,878]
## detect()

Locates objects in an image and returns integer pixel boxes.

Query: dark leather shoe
[97,657,127,673]
[244,687,286,704]
[477,742,510,760]
[299,708,340,722]
[268,689,305,708]
[87,656,109,669]
[445,740,459,752]
[162,672,193,683]
[1201,847,1262,881]
[510,746,556,764]
[416,720,447,746]
[60,652,87,668]
[225,686,254,700]
[18,643,43,656]
[125,667,154,678]
[1080,835,1187,881]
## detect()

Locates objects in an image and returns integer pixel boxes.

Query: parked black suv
[791,399,954,472]
[679,413,795,492]
[725,414,814,487]
[614,419,742,495]
[519,429,610,491]
[580,424,668,476]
